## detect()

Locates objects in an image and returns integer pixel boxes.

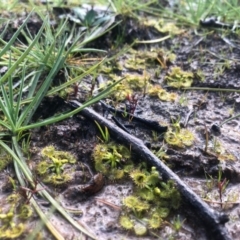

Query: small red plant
[126,93,138,115]
[218,178,228,208]
[72,83,79,98]
[18,179,45,204]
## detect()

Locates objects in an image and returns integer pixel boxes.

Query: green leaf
[0,14,46,85]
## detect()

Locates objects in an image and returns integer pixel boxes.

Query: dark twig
[183,109,194,128]
[68,100,231,240]
[111,116,131,133]
[200,17,240,30]
[100,100,168,133]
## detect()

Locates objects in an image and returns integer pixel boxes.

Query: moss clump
[43,173,72,186]
[18,205,33,219]
[0,148,12,171]
[148,85,177,102]
[143,18,184,35]
[125,48,176,70]
[7,193,21,204]
[165,128,195,148]
[134,223,147,236]
[120,167,181,235]
[129,169,148,188]
[35,145,76,186]
[0,202,28,239]
[99,73,149,101]
[0,223,25,239]
[165,66,193,88]
[123,196,150,214]
[93,142,133,180]
[148,212,163,229]
[138,188,155,201]
[119,215,134,230]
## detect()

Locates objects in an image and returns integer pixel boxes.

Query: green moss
[165,66,193,88]
[93,142,132,180]
[7,193,21,204]
[155,207,170,218]
[148,85,177,102]
[119,215,134,230]
[18,205,33,219]
[35,146,76,185]
[36,161,49,175]
[123,196,150,212]
[134,223,147,236]
[130,169,148,188]
[143,18,184,35]
[137,188,155,201]
[43,173,72,186]
[0,223,25,239]
[120,165,181,236]
[164,128,195,148]
[94,142,180,237]
[0,149,12,171]
[148,212,162,229]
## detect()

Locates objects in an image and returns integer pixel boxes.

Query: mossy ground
[1,1,240,239]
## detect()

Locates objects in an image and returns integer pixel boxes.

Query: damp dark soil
[1,2,240,240]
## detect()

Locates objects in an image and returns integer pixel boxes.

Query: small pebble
[211,123,221,136]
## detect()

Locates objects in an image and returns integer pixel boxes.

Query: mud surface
[1,2,240,240]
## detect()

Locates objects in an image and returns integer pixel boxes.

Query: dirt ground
[1,2,240,240]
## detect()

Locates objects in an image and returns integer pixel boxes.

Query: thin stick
[69,100,231,240]
[95,197,121,211]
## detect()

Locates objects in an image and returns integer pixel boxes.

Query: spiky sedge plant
[0,11,123,239]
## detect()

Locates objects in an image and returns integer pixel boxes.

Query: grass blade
[17,38,66,127]
[0,18,46,85]
[19,77,125,131]
[0,11,33,58]
[13,147,65,240]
